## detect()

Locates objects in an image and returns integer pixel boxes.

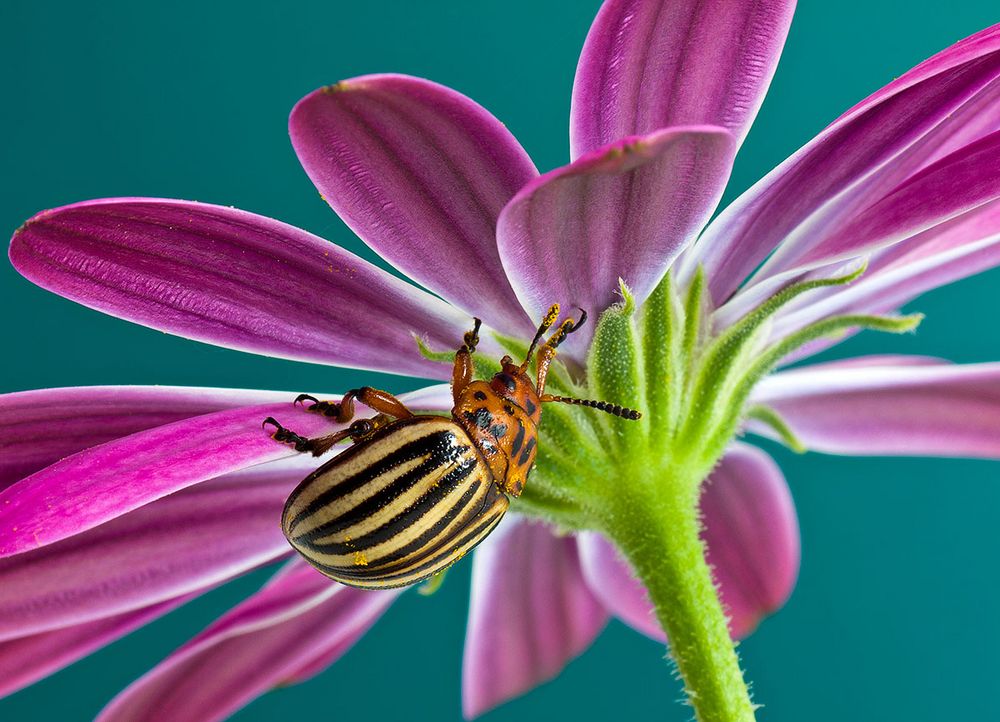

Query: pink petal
[0,400,342,556]
[396,382,454,411]
[752,357,1000,456]
[462,516,607,719]
[578,443,799,641]
[98,562,400,722]
[701,444,800,636]
[767,198,1000,341]
[0,385,290,490]
[575,534,663,642]
[290,74,538,335]
[497,127,734,328]
[0,593,195,699]
[688,24,1000,303]
[9,198,482,379]
[0,461,312,640]
[571,0,795,158]
[756,128,1000,281]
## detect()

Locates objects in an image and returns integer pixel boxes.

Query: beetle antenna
[540,394,641,420]
[521,304,561,370]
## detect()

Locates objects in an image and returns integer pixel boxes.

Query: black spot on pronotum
[510,420,525,456]
[474,391,487,401]
[518,437,535,466]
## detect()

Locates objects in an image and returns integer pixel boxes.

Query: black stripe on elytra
[371,479,506,574]
[517,437,536,466]
[326,498,506,584]
[303,456,479,556]
[292,439,470,541]
[364,474,485,568]
[369,504,507,583]
[488,422,508,439]
[509,419,525,456]
[524,397,537,416]
[287,427,459,531]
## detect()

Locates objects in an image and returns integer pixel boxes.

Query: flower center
[510,267,922,531]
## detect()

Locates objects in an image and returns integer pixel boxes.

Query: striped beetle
[264,305,641,589]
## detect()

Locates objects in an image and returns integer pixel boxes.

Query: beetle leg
[264,417,380,456]
[296,388,414,423]
[535,345,557,396]
[262,417,317,453]
[534,309,587,395]
[452,318,482,403]
[519,303,560,372]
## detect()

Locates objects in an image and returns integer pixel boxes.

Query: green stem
[603,466,756,722]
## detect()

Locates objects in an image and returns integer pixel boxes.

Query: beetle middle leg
[294,387,414,423]
[452,317,482,403]
[263,416,381,457]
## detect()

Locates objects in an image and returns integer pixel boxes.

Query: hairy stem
[603,465,756,722]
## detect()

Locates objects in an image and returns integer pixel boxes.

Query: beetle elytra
[265,305,641,589]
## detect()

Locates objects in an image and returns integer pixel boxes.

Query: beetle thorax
[452,365,542,497]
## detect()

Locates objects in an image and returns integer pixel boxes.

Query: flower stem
[604,466,756,722]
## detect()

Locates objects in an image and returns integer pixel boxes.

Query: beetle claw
[295,394,341,417]
[263,416,314,452]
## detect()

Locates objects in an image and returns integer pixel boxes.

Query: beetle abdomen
[281,417,508,589]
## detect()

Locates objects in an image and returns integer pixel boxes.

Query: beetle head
[490,355,542,421]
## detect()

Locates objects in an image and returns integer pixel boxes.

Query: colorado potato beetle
[264,305,641,589]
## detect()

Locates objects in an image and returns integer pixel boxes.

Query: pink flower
[4,1,1000,719]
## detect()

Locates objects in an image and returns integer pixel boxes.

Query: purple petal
[575,534,663,642]
[688,25,1000,303]
[397,383,454,411]
[755,128,1000,281]
[0,385,291,490]
[578,443,799,640]
[571,0,795,157]
[766,198,1000,341]
[290,74,538,335]
[0,593,195,699]
[0,461,313,640]
[701,444,800,636]
[497,128,734,326]
[752,357,1000,456]
[9,198,482,379]
[98,562,399,722]
[0,401,342,556]
[462,516,607,719]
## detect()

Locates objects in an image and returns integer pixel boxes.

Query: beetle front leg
[263,416,379,457]
[295,387,414,423]
[452,317,482,403]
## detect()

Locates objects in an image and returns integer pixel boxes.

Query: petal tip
[319,81,348,95]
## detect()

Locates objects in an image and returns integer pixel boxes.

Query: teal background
[2,1,999,720]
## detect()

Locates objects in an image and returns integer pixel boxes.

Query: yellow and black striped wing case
[281,416,509,589]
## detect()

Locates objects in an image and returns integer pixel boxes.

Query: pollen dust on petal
[353,550,369,567]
